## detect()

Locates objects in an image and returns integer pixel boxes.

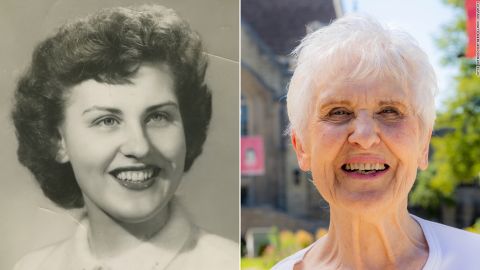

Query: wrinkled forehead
[312,73,414,109]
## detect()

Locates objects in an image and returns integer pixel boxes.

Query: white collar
[65,202,194,270]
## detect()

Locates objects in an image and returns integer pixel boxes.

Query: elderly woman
[12,5,236,270]
[273,15,480,269]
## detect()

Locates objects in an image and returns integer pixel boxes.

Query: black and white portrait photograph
[0,0,239,269]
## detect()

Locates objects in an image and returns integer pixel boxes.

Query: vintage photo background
[0,0,239,268]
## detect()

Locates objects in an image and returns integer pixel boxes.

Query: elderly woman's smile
[341,158,389,178]
[273,14,480,270]
[294,78,429,213]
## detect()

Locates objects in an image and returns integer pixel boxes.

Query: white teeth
[114,168,155,181]
[344,163,386,171]
[376,163,386,170]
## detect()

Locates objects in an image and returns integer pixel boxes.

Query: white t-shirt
[272,215,480,270]
[14,203,238,270]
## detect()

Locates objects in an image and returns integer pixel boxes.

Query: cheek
[148,127,186,161]
[381,120,421,165]
[310,125,349,198]
[311,124,348,153]
[64,127,119,176]
[380,121,422,195]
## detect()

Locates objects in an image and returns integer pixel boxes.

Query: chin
[336,190,396,215]
[107,199,171,224]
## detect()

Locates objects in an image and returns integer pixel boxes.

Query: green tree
[410,0,480,210]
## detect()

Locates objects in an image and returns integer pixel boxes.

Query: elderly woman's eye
[321,107,353,123]
[378,107,401,117]
[328,108,353,117]
[331,108,350,115]
[381,108,397,114]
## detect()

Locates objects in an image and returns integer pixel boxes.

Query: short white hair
[287,14,438,139]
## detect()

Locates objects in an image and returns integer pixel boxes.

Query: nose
[119,123,150,159]
[347,111,380,149]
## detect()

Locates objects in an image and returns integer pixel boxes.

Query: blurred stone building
[241,0,343,251]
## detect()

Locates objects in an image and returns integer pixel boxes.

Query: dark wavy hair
[11,5,212,209]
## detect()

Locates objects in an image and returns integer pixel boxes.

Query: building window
[241,186,249,206]
[241,95,249,136]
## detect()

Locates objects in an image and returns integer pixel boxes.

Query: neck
[84,198,171,259]
[305,203,428,270]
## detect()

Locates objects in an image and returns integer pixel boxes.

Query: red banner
[241,136,265,176]
[466,0,477,58]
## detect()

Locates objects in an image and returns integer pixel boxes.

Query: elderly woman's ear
[418,128,432,171]
[291,130,311,172]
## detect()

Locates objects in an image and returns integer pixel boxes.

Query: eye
[322,107,354,123]
[146,111,170,125]
[377,106,403,120]
[93,116,120,127]
[330,108,352,116]
[381,107,398,114]
[328,107,353,118]
[378,107,400,116]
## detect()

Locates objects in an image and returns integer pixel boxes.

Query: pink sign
[241,136,265,176]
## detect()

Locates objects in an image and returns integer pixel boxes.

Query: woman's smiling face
[292,79,431,214]
[57,63,186,223]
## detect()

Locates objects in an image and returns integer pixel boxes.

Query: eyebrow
[145,102,179,113]
[318,100,352,110]
[82,106,122,115]
[319,99,407,107]
[377,100,407,107]
[82,101,179,115]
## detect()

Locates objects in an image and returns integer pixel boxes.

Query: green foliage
[465,218,480,233]
[435,14,465,65]
[240,227,317,269]
[410,165,445,209]
[410,0,480,209]
[430,73,480,184]
[442,0,464,8]
[240,257,271,270]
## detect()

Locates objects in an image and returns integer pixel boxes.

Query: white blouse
[272,215,480,270]
[14,203,238,270]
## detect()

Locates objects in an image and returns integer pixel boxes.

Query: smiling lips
[109,166,160,190]
[341,162,390,178]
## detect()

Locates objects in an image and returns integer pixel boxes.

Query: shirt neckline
[71,202,193,269]
[282,215,439,270]
[410,214,440,270]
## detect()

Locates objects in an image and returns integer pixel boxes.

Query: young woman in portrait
[11,5,237,270]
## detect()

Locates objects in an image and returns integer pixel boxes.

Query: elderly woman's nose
[347,112,380,149]
[120,124,151,158]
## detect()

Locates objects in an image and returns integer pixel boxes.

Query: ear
[418,128,432,170]
[291,130,311,171]
[55,129,69,163]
